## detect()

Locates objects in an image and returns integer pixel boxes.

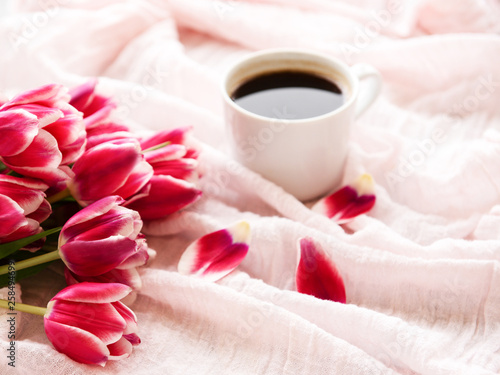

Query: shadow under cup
[222,49,360,202]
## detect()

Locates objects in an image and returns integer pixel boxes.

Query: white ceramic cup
[222,49,381,201]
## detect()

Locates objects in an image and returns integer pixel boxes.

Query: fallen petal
[178,221,250,282]
[312,173,376,224]
[296,237,346,303]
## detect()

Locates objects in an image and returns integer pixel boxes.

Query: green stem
[47,188,71,204]
[0,250,61,276]
[0,299,46,316]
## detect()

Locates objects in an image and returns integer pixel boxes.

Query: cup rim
[221,48,360,124]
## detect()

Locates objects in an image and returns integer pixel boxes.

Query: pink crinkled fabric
[1,0,499,374]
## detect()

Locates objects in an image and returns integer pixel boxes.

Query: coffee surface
[231,71,344,120]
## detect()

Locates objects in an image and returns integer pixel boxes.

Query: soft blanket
[1,0,499,374]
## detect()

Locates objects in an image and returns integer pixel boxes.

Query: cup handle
[351,63,382,117]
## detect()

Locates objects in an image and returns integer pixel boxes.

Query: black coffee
[231,71,343,120]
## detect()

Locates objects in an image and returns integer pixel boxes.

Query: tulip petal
[2,129,73,183]
[124,175,202,220]
[108,337,133,360]
[296,237,346,303]
[7,104,63,127]
[0,195,26,237]
[144,143,187,163]
[44,319,109,366]
[66,208,141,243]
[0,175,48,216]
[0,109,39,156]
[112,301,138,336]
[46,300,126,345]
[65,267,143,292]
[68,79,98,111]
[178,221,251,282]
[61,196,125,234]
[123,333,141,345]
[52,282,132,304]
[26,198,52,223]
[115,237,149,269]
[3,83,67,107]
[44,113,86,164]
[139,126,192,150]
[113,160,153,200]
[60,236,139,276]
[312,173,376,224]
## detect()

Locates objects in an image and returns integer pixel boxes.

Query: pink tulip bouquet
[0,79,377,367]
[0,80,202,366]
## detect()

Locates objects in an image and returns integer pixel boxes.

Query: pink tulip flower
[58,196,144,277]
[68,140,153,207]
[69,80,136,149]
[64,234,156,293]
[0,84,86,184]
[0,175,51,249]
[126,126,202,220]
[44,282,140,366]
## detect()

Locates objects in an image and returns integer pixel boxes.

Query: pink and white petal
[68,141,143,205]
[143,144,187,164]
[65,267,143,292]
[178,221,251,282]
[113,160,153,200]
[3,84,67,107]
[60,236,139,276]
[83,105,116,128]
[61,196,124,234]
[124,175,202,220]
[0,179,46,216]
[44,319,109,366]
[112,301,138,335]
[151,158,199,182]
[312,174,376,224]
[44,114,86,163]
[123,333,141,345]
[296,237,346,303]
[86,131,136,150]
[68,79,98,111]
[2,128,62,168]
[51,282,132,304]
[107,337,133,360]
[116,238,150,270]
[27,198,52,223]
[0,195,26,237]
[46,300,126,345]
[11,104,63,127]
[0,174,49,191]
[69,208,140,243]
[0,109,39,156]
[139,126,192,150]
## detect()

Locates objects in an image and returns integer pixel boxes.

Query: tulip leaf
[0,227,62,260]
